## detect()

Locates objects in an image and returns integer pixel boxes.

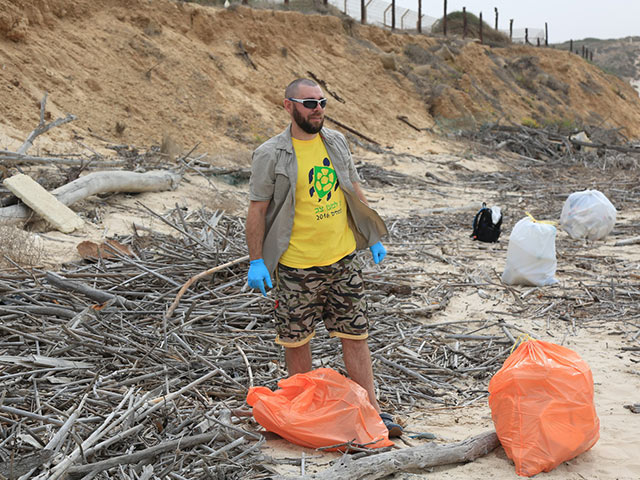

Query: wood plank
[3,173,84,233]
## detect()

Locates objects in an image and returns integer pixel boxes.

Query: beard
[292,107,324,134]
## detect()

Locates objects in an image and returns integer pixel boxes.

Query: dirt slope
[2,0,640,159]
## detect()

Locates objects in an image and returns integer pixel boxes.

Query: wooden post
[581,44,585,58]
[418,0,422,33]
[361,0,366,24]
[392,0,396,30]
[537,37,540,47]
[479,11,483,44]
[545,22,548,46]
[525,27,529,44]
[509,19,513,41]
[589,50,593,61]
[463,7,467,38]
[494,7,498,30]
[570,39,573,52]
[443,0,447,36]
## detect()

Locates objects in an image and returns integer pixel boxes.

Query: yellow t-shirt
[279,135,356,268]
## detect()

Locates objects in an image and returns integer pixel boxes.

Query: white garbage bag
[502,216,558,286]
[560,190,616,241]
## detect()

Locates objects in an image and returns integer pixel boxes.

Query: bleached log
[275,430,499,480]
[0,170,181,226]
[614,236,640,246]
[0,150,125,167]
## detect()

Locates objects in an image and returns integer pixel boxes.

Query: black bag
[471,203,502,242]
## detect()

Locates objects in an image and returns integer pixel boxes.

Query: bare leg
[284,342,312,376]
[341,338,381,412]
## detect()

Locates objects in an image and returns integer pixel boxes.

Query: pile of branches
[0,205,517,478]
[463,123,640,168]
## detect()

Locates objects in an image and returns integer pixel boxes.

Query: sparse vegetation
[521,117,540,129]
[431,11,511,47]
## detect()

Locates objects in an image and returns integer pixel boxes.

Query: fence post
[525,27,528,44]
[494,7,498,30]
[545,22,548,46]
[509,19,513,41]
[401,10,409,29]
[569,39,573,52]
[391,0,395,30]
[418,0,422,33]
[361,0,366,24]
[462,7,467,38]
[537,37,540,47]
[581,45,585,58]
[443,0,447,36]
[479,12,483,44]
[589,50,593,61]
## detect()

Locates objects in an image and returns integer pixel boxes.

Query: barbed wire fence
[252,0,594,59]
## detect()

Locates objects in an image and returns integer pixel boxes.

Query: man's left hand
[369,241,386,264]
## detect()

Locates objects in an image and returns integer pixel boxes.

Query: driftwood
[0,450,54,478]
[615,236,640,246]
[165,254,250,320]
[0,149,125,167]
[276,430,499,480]
[46,271,137,309]
[65,432,220,477]
[325,115,380,146]
[0,170,181,225]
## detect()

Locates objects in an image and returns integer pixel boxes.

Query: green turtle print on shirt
[308,157,339,201]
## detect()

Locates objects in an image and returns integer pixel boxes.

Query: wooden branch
[275,430,499,480]
[324,115,380,145]
[0,170,181,226]
[396,115,423,131]
[0,150,124,167]
[18,92,77,155]
[46,271,137,309]
[165,255,250,319]
[65,432,220,476]
[614,236,640,246]
[0,450,54,479]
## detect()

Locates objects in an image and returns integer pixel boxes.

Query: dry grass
[0,225,43,268]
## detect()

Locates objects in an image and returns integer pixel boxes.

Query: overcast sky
[394,0,640,43]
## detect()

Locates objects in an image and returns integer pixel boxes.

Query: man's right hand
[248,258,272,296]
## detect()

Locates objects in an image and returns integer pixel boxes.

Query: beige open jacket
[249,125,388,275]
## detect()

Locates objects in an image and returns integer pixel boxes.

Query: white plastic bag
[502,216,558,286]
[560,190,616,241]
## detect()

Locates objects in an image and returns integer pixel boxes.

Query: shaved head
[285,78,318,99]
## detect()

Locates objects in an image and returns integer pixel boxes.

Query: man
[245,78,402,437]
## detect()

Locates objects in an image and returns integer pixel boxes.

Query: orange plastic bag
[488,340,599,477]
[246,368,393,450]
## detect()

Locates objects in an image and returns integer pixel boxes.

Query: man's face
[287,85,325,134]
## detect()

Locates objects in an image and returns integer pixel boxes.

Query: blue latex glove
[369,241,386,264]
[248,258,272,296]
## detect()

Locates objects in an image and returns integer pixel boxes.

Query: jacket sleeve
[249,143,276,202]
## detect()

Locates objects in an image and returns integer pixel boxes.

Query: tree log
[274,430,500,480]
[0,170,181,226]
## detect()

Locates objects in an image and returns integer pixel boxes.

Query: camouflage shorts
[273,254,368,347]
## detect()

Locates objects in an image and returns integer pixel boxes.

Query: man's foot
[379,412,403,438]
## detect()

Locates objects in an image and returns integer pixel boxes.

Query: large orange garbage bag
[246,367,393,450]
[488,340,600,477]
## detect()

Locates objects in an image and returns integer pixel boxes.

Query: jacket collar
[275,124,331,153]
